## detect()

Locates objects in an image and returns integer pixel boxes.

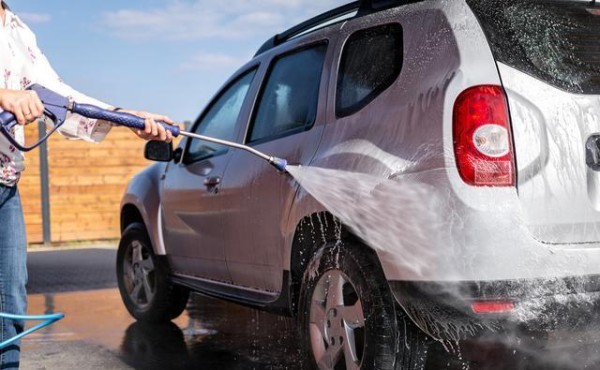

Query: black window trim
[183,67,259,165]
[335,22,404,118]
[245,40,329,146]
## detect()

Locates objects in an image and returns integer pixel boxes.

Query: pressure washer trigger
[28,84,70,126]
[0,85,72,152]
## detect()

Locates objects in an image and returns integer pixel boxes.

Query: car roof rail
[254,0,408,57]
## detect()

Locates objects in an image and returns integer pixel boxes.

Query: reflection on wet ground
[26,248,306,369]
[25,288,600,370]
[25,289,304,369]
[22,248,600,369]
[122,294,304,369]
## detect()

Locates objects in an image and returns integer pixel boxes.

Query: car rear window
[336,23,403,117]
[248,43,327,143]
[467,0,600,94]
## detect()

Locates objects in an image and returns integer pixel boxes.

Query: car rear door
[160,68,258,282]
[468,0,600,243]
[218,39,333,292]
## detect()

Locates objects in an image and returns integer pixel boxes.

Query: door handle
[204,176,221,188]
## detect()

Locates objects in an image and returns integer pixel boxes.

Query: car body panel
[121,164,166,254]
[161,155,233,282]
[501,63,600,244]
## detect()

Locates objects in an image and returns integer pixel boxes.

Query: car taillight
[453,85,515,186]
[471,300,514,314]
[588,8,600,16]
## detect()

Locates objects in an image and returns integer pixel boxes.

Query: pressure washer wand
[0,84,288,172]
[71,104,289,172]
[177,131,288,172]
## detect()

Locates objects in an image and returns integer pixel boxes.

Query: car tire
[298,241,429,370]
[117,222,189,323]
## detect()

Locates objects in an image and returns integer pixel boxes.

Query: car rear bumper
[389,275,600,342]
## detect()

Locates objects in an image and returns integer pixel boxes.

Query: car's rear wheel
[117,222,189,322]
[299,241,429,369]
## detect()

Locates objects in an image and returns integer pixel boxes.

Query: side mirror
[173,147,183,163]
[144,141,173,162]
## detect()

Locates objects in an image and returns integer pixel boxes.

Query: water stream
[286,164,444,278]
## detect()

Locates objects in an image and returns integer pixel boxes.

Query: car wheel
[299,241,429,370]
[117,222,189,323]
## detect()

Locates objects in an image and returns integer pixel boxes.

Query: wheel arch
[288,211,368,316]
[121,204,144,233]
[120,163,166,255]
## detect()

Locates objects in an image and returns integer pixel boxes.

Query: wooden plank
[51,217,120,229]
[50,211,116,223]
[47,148,151,160]
[45,193,123,204]
[49,166,144,177]
[25,203,120,215]
[51,157,150,167]
[47,176,135,187]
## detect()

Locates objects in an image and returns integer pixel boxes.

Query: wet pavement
[20,247,600,369]
[24,246,305,370]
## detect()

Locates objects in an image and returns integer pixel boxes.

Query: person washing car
[0,1,174,368]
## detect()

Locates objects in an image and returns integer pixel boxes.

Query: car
[116,0,600,368]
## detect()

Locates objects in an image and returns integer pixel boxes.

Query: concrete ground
[18,245,600,370]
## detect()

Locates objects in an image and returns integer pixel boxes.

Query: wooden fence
[20,123,153,244]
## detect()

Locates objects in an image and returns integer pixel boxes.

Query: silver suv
[116,0,600,368]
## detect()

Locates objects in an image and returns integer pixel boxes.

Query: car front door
[161,68,258,282]
[219,42,331,292]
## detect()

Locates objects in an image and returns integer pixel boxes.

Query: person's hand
[0,88,44,125]
[116,109,175,143]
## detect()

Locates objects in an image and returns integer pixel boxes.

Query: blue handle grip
[72,103,180,137]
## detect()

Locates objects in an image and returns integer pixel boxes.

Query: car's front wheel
[117,222,189,323]
[299,241,429,369]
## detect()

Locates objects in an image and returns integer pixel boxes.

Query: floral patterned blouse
[0,4,112,186]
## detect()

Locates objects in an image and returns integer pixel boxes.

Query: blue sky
[11,0,349,122]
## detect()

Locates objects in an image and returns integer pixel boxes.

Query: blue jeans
[0,185,27,369]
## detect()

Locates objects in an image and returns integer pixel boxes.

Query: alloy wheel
[122,240,156,309]
[309,269,366,370]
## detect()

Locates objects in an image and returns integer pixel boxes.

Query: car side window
[336,23,403,117]
[186,69,257,161]
[248,43,327,143]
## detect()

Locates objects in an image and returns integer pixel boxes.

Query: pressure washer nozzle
[270,157,288,172]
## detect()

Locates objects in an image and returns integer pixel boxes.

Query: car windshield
[467,0,600,94]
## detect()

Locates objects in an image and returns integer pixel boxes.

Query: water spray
[0,84,289,346]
